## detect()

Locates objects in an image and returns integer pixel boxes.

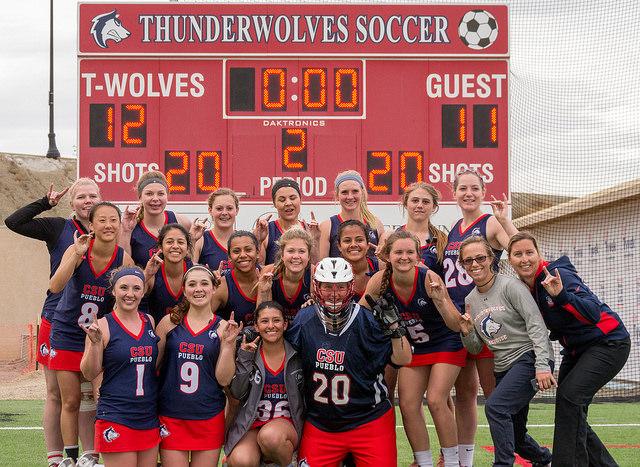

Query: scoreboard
[78,3,509,227]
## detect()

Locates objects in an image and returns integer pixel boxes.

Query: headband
[112,267,145,285]
[272,178,301,201]
[184,265,221,286]
[137,177,168,196]
[334,172,364,190]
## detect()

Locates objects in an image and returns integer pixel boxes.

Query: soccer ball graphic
[458,10,499,50]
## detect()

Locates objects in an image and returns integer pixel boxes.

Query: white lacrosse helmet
[313,258,355,333]
[314,257,354,283]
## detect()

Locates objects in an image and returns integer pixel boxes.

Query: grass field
[0,400,638,466]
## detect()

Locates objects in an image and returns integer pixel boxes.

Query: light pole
[46,0,60,159]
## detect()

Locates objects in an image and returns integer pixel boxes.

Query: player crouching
[287,258,412,467]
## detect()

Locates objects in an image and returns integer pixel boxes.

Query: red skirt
[95,419,160,453]
[159,412,225,451]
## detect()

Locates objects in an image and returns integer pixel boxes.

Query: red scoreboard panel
[78,3,509,224]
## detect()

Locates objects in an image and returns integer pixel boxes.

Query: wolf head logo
[91,10,130,49]
[480,315,502,339]
[103,426,120,443]
[39,343,49,357]
[160,424,170,438]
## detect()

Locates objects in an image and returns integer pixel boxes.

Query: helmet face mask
[313,258,355,333]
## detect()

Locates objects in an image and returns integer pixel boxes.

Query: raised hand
[458,312,475,336]
[240,334,261,352]
[83,317,103,344]
[257,269,274,294]
[489,193,509,222]
[73,230,92,257]
[541,266,563,297]
[189,217,209,242]
[144,250,164,278]
[253,214,272,244]
[306,211,321,240]
[373,237,388,261]
[47,184,70,207]
[121,205,141,233]
[425,270,448,301]
[221,311,243,345]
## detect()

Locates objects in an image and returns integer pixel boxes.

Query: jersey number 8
[78,302,99,328]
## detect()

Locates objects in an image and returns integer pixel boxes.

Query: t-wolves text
[137,14,449,45]
[315,348,345,371]
[81,73,204,98]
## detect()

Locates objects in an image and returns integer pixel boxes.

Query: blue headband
[111,267,145,285]
[335,172,364,190]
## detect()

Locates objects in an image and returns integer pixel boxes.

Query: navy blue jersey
[159,315,225,420]
[397,225,444,278]
[199,230,231,274]
[352,257,379,302]
[328,215,379,258]
[42,218,88,321]
[387,268,462,355]
[50,242,124,352]
[130,211,178,267]
[253,350,290,427]
[218,270,257,325]
[265,220,284,266]
[97,312,159,429]
[444,214,502,311]
[264,220,307,265]
[271,269,312,321]
[286,303,392,432]
[148,259,192,325]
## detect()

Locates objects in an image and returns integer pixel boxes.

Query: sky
[1,0,638,196]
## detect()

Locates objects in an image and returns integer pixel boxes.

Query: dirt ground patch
[0,362,45,400]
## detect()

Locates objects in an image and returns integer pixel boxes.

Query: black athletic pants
[552,337,630,467]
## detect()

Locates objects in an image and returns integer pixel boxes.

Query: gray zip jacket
[225,340,305,454]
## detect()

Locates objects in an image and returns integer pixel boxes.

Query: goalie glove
[364,293,406,338]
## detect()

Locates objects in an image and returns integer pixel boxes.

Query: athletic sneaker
[58,459,76,467]
[76,453,98,466]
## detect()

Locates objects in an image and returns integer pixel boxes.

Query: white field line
[2,424,640,431]
[395,423,640,429]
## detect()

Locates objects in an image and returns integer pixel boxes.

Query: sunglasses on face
[461,255,489,267]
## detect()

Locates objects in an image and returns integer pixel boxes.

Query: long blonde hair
[334,170,377,227]
[401,182,447,264]
[271,228,313,281]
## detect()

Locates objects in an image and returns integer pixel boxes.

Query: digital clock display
[79,3,509,210]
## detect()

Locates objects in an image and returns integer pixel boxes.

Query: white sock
[414,450,433,467]
[458,444,475,467]
[47,451,63,467]
[441,446,459,467]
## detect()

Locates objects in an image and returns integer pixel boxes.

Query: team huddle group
[6,169,630,467]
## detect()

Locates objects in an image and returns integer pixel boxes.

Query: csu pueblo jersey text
[78,3,508,216]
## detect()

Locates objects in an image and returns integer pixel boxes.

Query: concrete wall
[0,228,50,361]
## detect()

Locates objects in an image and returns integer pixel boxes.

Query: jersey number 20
[312,372,350,405]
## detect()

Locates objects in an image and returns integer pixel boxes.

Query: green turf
[0,400,638,466]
